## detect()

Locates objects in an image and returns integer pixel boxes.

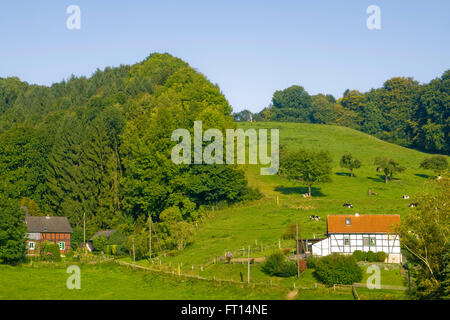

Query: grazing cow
[343,203,353,208]
[403,195,410,199]
[309,215,321,221]
[302,193,310,198]
[408,203,418,208]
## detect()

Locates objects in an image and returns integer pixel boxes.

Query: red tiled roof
[327,215,400,234]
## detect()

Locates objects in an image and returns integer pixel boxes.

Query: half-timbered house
[25,215,73,255]
[310,214,401,263]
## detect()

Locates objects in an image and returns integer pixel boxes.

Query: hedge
[314,253,363,286]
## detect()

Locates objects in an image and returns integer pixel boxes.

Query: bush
[353,250,366,261]
[108,230,126,247]
[282,224,297,240]
[262,252,298,277]
[306,255,318,268]
[71,227,84,250]
[314,253,363,286]
[298,259,307,273]
[40,241,61,262]
[92,235,108,253]
[367,251,377,262]
[377,251,387,262]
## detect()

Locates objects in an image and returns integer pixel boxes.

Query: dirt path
[286,289,298,300]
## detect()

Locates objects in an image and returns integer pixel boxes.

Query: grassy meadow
[3,121,443,300]
[158,122,439,266]
[0,262,289,300]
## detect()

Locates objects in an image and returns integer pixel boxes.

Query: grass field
[0,262,289,300]
[157,122,441,266]
[3,122,440,300]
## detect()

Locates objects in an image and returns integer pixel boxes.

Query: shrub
[314,253,363,286]
[71,227,84,250]
[377,251,387,262]
[353,250,366,261]
[298,259,307,273]
[65,249,74,259]
[108,230,127,247]
[306,255,318,268]
[367,251,377,262]
[40,241,61,262]
[282,248,291,255]
[92,235,108,253]
[282,224,297,240]
[262,252,297,277]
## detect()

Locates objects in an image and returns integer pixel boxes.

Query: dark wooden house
[25,215,73,255]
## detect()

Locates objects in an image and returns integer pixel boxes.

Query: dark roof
[25,216,73,233]
[89,229,116,241]
[327,214,400,234]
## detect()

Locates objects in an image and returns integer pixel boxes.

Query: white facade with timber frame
[311,214,402,263]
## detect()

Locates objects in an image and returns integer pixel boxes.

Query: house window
[363,237,369,246]
[344,236,350,246]
[58,241,65,251]
[345,218,351,226]
[28,241,35,250]
[370,237,376,246]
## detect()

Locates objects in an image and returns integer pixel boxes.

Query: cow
[343,203,353,208]
[408,203,418,208]
[309,215,321,221]
[302,193,310,198]
[403,195,410,199]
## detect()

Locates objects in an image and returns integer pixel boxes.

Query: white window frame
[344,236,350,246]
[58,241,65,251]
[28,241,35,250]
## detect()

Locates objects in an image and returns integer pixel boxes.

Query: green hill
[160,121,446,266]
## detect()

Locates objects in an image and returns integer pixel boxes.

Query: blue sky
[0,1,449,112]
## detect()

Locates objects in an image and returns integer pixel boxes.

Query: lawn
[2,122,435,300]
[153,122,442,267]
[0,262,289,300]
[109,122,436,299]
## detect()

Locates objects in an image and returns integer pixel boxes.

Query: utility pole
[247,245,250,284]
[132,237,136,263]
[83,212,86,254]
[149,217,152,260]
[296,222,300,280]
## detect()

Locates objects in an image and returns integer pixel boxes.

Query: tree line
[0,53,259,263]
[234,71,450,154]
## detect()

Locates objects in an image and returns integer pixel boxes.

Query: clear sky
[1,1,449,113]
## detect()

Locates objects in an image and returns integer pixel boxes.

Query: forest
[237,72,449,154]
[0,53,259,258]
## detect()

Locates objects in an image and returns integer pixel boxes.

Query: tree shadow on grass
[274,185,326,197]
[415,173,430,179]
[335,172,352,177]
[367,175,401,183]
